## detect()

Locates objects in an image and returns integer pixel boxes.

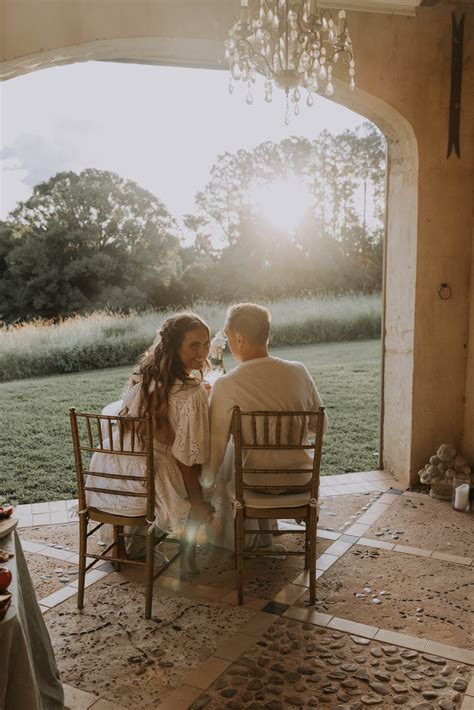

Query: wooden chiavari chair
[69,408,179,619]
[232,406,325,606]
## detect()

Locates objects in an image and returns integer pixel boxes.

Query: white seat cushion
[226,480,311,509]
[92,506,147,517]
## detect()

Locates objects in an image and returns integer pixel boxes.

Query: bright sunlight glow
[250,178,312,232]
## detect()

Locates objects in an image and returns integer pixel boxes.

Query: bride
[85,313,214,579]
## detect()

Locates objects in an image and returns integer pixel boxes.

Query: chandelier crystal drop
[226,0,355,122]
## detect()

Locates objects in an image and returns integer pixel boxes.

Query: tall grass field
[0,340,380,503]
[0,294,381,382]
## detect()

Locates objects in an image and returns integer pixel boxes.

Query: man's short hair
[225,303,271,345]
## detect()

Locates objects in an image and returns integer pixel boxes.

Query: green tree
[0,170,182,321]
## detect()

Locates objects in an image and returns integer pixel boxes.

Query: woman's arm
[176,460,214,523]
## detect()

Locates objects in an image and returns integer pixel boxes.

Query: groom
[203,302,328,549]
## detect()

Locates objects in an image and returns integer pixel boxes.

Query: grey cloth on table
[0,530,64,710]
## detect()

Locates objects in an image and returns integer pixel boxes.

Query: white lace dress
[85,379,210,536]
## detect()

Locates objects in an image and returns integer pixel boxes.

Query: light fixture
[225,0,355,123]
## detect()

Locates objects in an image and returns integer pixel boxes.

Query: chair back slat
[69,408,155,521]
[232,407,325,499]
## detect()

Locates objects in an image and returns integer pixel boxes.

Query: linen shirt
[203,356,328,489]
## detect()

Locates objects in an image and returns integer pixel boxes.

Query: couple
[86,303,327,579]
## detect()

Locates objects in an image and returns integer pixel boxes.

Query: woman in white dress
[85,313,214,579]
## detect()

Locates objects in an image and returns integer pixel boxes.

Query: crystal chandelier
[225,0,355,123]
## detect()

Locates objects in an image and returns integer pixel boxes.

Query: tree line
[0,123,385,323]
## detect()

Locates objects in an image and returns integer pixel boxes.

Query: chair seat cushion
[226,481,312,509]
[91,505,147,517]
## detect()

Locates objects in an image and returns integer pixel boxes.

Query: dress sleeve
[171,386,210,467]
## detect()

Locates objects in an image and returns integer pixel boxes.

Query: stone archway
[0,36,419,483]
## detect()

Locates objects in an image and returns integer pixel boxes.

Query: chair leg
[308,508,317,605]
[305,521,310,569]
[235,511,244,605]
[145,528,154,620]
[77,514,87,609]
[112,525,121,572]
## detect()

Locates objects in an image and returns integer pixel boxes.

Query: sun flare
[250,177,311,232]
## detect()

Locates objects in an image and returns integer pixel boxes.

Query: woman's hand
[190,500,215,524]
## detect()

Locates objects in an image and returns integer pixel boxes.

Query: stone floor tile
[357,537,395,550]
[49,501,67,512]
[344,522,370,536]
[356,512,383,525]
[15,503,32,514]
[214,632,257,661]
[40,585,77,608]
[292,568,325,586]
[466,675,474,696]
[39,546,78,561]
[32,513,51,525]
[461,696,474,710]
[393,544,432,557]
[184,657,231,690]
[70,570,110,589]
[89,699,127,710]
[327,616,379,638]
[262,601,289,615]
[32,502,50,514]
[50,512,70,525]
[431,551,472,565]
[283,605,332,626]
[424,640,474,665]
[238,610,277,636]
[274,582,308,605]
[378,492,401,504]
[17,516,33,528]
[316,553,338,571]
[156,685,202,710]
[316,529,341,540]
[374,628,427,651]
[221,590,267,609]
[324,539,354,557]
[20,539,48,553]
[63,683,98,710]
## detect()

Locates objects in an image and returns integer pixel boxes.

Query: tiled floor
[12,469,474,709]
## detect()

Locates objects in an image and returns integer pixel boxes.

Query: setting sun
[250,177,312,232]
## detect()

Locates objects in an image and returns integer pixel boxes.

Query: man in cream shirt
[203,303,328,550]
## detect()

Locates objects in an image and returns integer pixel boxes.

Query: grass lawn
[0,340,380,504]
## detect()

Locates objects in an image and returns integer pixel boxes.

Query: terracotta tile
[328,617,379,639]
[393,544,432,557]
[274,583,308,605]
[183,656,231,690]
[214,632,257,661]
[283,605,332,627]
[324,540,353,557]
[32,513,51,525]
[40,585,77,608]
[461,697,474,710]
[63,683,98,710]
[344,523,370,537]
[424,640,474,665]
[156,685,203,710]
[431,551,472,566]
[238,611,276,636]
[357,537,395,550]
[374,628,427,651]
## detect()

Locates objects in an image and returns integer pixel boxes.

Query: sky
[0,61,366,224]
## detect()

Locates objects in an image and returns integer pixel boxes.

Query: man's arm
[200,377,235,488]
[303,366,329,434]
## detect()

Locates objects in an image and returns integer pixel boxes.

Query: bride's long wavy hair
[123,313,210,432]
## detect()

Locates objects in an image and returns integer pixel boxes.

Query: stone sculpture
[418,444,471,500]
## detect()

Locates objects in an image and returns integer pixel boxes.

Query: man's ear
[236,332,245,349]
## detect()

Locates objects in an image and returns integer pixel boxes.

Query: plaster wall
[0,0,473,483]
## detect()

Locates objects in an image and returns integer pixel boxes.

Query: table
[0,529,64,710]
